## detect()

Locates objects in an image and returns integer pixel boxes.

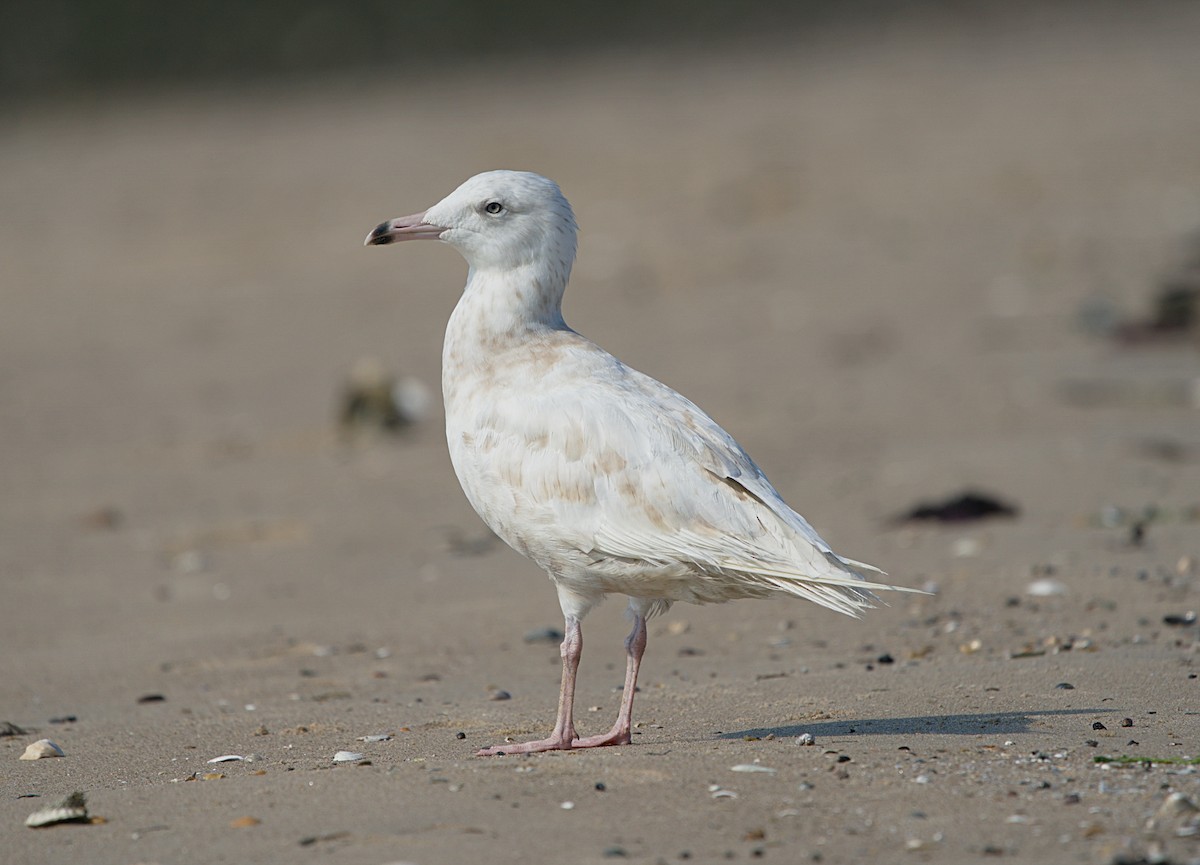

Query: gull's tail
[718,554,928,618]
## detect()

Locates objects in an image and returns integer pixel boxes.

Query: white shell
[25,792,88,827]
[207,754,246,763]
[19,739,65,760]
[730,763,777,773]
[357,734,392,742]
[1026,578,1068,597]
[332,750,365,762]
[795,733,816,746]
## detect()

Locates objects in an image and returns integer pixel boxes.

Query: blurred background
[3,7,1199,859]
[2,0,1198,681]
[0,0,1133,99]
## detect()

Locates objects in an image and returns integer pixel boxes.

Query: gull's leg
[570,608,647,748]
[476,615,582,756]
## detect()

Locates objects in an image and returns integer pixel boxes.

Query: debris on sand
[25,792,89,828]
[337,357,431,436]
[893,491,1018,525]
[19,739,64,760]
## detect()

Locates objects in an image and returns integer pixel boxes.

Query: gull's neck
[443,260,571,384]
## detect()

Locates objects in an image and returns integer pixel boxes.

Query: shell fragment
[19,739,65,760]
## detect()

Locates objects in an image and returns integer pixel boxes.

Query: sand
[2,5,1199,863]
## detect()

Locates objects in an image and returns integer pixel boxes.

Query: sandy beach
[3,5,1200,863]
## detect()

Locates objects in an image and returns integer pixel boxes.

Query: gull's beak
[364,211,446,246]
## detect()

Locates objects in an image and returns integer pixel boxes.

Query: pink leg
[571,612,647,748]
[476,616,583,756]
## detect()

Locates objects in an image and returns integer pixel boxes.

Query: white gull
[365,170,921,755]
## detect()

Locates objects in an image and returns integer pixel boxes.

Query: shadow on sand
[719,708,1107,740]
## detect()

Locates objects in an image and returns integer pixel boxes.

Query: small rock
[1154,791,1198,821]
[796,733,815,746]
[730,764,777,774]
[455,731,466,740]
[19,739,64,760]
[1163,611,1197,627]
[560,801,575,810]
[230,815,261,828]
[1055,682,1075,690]
[0,721,30,737]
[1120,718,1133,728]
[1092,722,1106,731]
[602,846,628,858]
[136,694,166,704]
[489,690,512,701]
[877,653,895,664]
[524,626,565,643]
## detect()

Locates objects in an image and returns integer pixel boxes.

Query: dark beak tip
[365,222,395,246]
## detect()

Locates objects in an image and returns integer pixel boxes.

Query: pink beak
[364,211,446,246]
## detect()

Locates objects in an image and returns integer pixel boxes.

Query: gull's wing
[453,337,918,616]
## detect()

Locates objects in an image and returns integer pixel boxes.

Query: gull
[365,170,920,755]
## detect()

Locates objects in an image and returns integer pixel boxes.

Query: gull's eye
[483,201,504,216]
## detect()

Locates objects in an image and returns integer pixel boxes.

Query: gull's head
[365,170,577,279]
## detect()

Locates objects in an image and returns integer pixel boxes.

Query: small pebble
[560,801,575,810]
[455,731,466,740]
[524,626,564,643]
[1055,682,1075,690]
[877,653,895,664]
[1120,718,1133,728]
[602,846,628,858]
[1092,722,1106,731]
[731,764,777,774]
[136,694,166,704]
[595,782,607,791]
[489,690,512,701]
[229,816,260,828]
[796,733,815,746]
